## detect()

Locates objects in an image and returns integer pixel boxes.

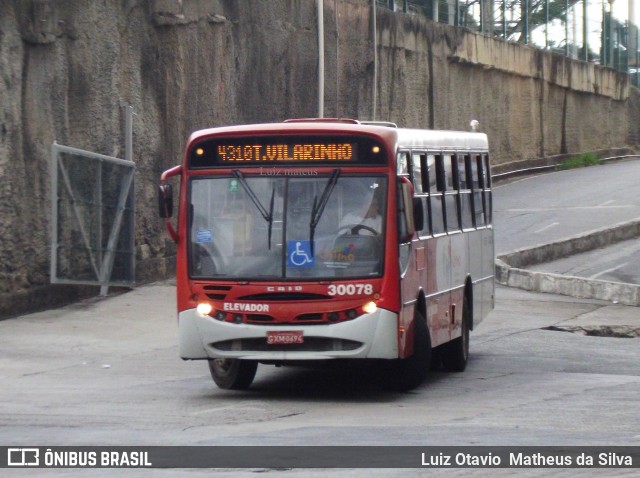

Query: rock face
[0,0,637,317]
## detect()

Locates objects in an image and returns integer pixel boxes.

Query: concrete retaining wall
[496,220,640,306]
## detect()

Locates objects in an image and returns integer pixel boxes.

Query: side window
[483,154,492,225]
[472,154,486,227]
[412,153,429,235]
[458,154,473,230]
[411,153,423,193]
[397,151,410,177]
[444,154,455,190]
[396,151,412,240]
[444,154,460,232]
[429,154,445,235]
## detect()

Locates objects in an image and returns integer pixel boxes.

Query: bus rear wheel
[441,295,470,372]
[383,311,431,391]
[208,358,258,390]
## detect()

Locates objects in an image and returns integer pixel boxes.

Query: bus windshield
[189,174,387,280]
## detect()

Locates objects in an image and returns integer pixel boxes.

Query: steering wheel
[337,223,378,236]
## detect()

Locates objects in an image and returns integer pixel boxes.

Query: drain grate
[543,325,640,338]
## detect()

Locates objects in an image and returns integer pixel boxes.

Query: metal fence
[50,143,135,295]
[378,0,640,87]
[49,101,136,296]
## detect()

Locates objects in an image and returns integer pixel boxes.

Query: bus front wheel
[208,358,258,390]
[383,311,431,391]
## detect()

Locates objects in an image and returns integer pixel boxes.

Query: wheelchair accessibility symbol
[287,240,315,267]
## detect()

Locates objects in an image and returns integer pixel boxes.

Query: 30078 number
[327,283,374,296]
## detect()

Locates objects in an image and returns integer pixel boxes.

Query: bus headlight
[362,301,378,314]
[196,302,213,316]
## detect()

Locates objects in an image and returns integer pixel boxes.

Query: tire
[383,311,431,391]
[208,358,258,390]
[441,295,470,372]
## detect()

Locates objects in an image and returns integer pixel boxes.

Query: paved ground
[493,159,640,254]
[2,282,639,443]
[2,283,639,477]
[528,237,640,284]
[494,160,640,303]
[2,161,640,476]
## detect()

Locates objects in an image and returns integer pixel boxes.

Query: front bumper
[179,307,399,361]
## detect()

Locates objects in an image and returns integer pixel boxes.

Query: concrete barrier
[495,219,640,306]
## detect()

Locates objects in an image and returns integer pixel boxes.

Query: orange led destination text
[217,143,354,162]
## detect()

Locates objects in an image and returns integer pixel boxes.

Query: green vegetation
[557,152,601,170]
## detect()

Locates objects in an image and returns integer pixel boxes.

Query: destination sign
[188,135,387,168]
[215,143,354,162]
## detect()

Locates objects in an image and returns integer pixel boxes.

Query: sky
[612,1,637,25]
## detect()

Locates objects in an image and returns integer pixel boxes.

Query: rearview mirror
[158,184,174,218]
[398,178,415,242]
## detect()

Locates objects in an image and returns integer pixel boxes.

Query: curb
[495,219,640,306]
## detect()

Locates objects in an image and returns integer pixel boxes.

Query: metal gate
[50,143,135,295]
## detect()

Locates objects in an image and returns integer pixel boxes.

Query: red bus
[159,119,494,391]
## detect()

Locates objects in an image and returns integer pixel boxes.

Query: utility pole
[583,0,589,61]
[371,0,377,121]
[608,0,616,69]
[630,0,638,81]
[317,0,324,118]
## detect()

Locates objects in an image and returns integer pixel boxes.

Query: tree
[500,0,582,43]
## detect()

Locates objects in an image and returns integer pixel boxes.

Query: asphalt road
[2,160,640,476]
[1,283,639,477]
[528,236,640,284]
[493,159,640,284]
[493,159,640,254]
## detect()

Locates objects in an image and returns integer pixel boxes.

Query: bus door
[396,151,417,357]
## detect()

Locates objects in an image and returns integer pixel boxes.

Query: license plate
[267,331,304,345]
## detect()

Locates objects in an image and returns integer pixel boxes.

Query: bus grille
[240,311,355,325]
[203,285,232,300]
[211,337,362,353]
[237,292,330,301]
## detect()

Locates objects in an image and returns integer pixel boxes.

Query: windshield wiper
[309,169,340,256]
[267,187,275,249]
[232,170,275,250]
